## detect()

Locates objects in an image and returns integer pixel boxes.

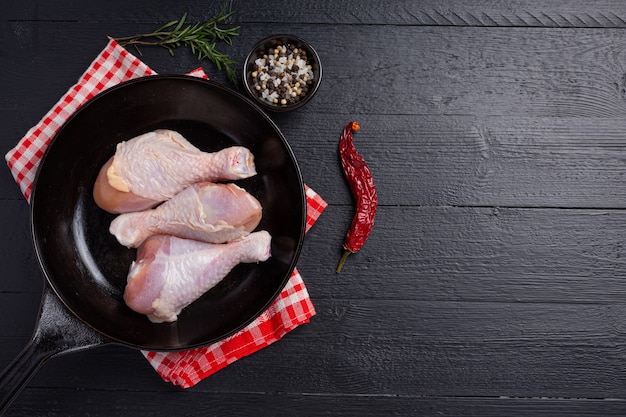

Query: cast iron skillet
[0,75,306,413]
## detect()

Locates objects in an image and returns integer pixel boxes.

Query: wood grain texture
[3,297,626,399]
[6,204,626,302]
[6,0,626,28]
[6,389,626,417]
[5,391,626,417]
[5,23,626,207]
[6,23,626,119]
[298,206,626,303]
[3,210,626,398]
[3,0,626,415]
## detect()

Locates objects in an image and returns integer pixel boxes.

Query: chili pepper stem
[336,249,353,273]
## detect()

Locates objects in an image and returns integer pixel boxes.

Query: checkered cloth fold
[5,39,327,388]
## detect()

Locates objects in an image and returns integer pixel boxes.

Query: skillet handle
[0,285,109,414]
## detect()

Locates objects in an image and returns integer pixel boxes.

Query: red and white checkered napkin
[5,39,327,388]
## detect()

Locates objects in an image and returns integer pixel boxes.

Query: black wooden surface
[4,0,626,415]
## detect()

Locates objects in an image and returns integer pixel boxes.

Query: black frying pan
[0,75,306,413]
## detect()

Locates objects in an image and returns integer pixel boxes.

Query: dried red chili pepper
[336,121,378,273]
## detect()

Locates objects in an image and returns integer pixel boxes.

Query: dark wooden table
[4,0,626,415]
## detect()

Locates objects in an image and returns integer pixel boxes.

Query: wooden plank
[0,200,43,293]
[299,206,626,302]
[4,204,626,301]
[0,292,40,382]
[307,25,626,119]
[4,23,626,206]
[3,1,626,414]
[6,0,626,28]
[284,114,626,208]
[176,300,626,399]
[3,297,625,399]
[7,104,626,209]
[5,202,626,302]
[5,22,626,119]
[3,200,626,400]
[0,22,236,115]
[6,389,626,417]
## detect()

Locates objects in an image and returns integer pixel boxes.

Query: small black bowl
[242,34,322,112]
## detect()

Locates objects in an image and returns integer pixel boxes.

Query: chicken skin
[110,182,262,248]
[124,231,272,323]
[93,129,257,213]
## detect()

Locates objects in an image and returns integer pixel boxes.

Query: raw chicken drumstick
[110,181,262,248]
[93,129,257,213]
[124,231,272,323]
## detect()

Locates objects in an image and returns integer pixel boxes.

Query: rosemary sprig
[111,6,240,84]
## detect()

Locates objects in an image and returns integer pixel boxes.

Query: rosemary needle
[111,6,240,84]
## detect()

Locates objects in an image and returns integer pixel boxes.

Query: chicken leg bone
[124,231,272,323]
[94,129,256,213]
[110,181,262,248]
